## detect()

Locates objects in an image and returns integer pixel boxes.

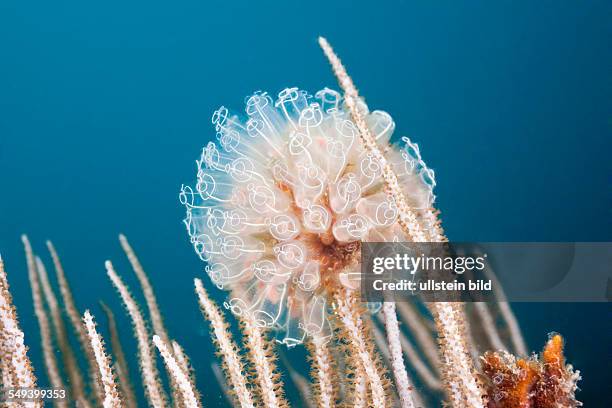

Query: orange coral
[481,333,581,408]
[532,334,582,408]
[481,350,538,407]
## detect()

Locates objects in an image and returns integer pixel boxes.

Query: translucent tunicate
[181,88,436,346]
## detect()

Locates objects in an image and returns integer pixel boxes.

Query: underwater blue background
[1,0,610,406]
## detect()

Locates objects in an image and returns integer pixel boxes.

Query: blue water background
[1,1,610,406]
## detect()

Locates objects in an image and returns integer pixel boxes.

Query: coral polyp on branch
[481,333,582,407]
[180,87,436,346]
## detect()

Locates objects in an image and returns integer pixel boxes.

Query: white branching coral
[318,37,484,407]
[28,256,66,404]
[171,339,200,405]
[241,314,288,408]
[382,301,416,408]
[433,302,485,407]
[307,333,336,408]
[180,86,436,346]
[153,335,201,408]
[35,256,89,405]
[194,278,255,408]
[3,241,41,408]
[106,260,167,408]
[82,310,122,408]
[119,234,170,346]
[46,241,100,407]
[334,289,388,407]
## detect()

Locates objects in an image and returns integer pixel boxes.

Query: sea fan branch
[118,234,184,406]
[318,37,484,407]
[382,302,416,408]
[5,239,40,407]
[306,334,336,408]
[100,301,138,408]
[481,264,527,356]
[152,335,201,408]
[47,240,102,405]
[27,253,67,407]
[432,302,485,407]
[318,36,427,242]
[106,260,167,408]
[118,234,170,345]
[82,310,122,408]
[334,289,388,407]
[171,340,200,405]
[241,314,288,408]
[194,278,254,408]
[35,256,88,405]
